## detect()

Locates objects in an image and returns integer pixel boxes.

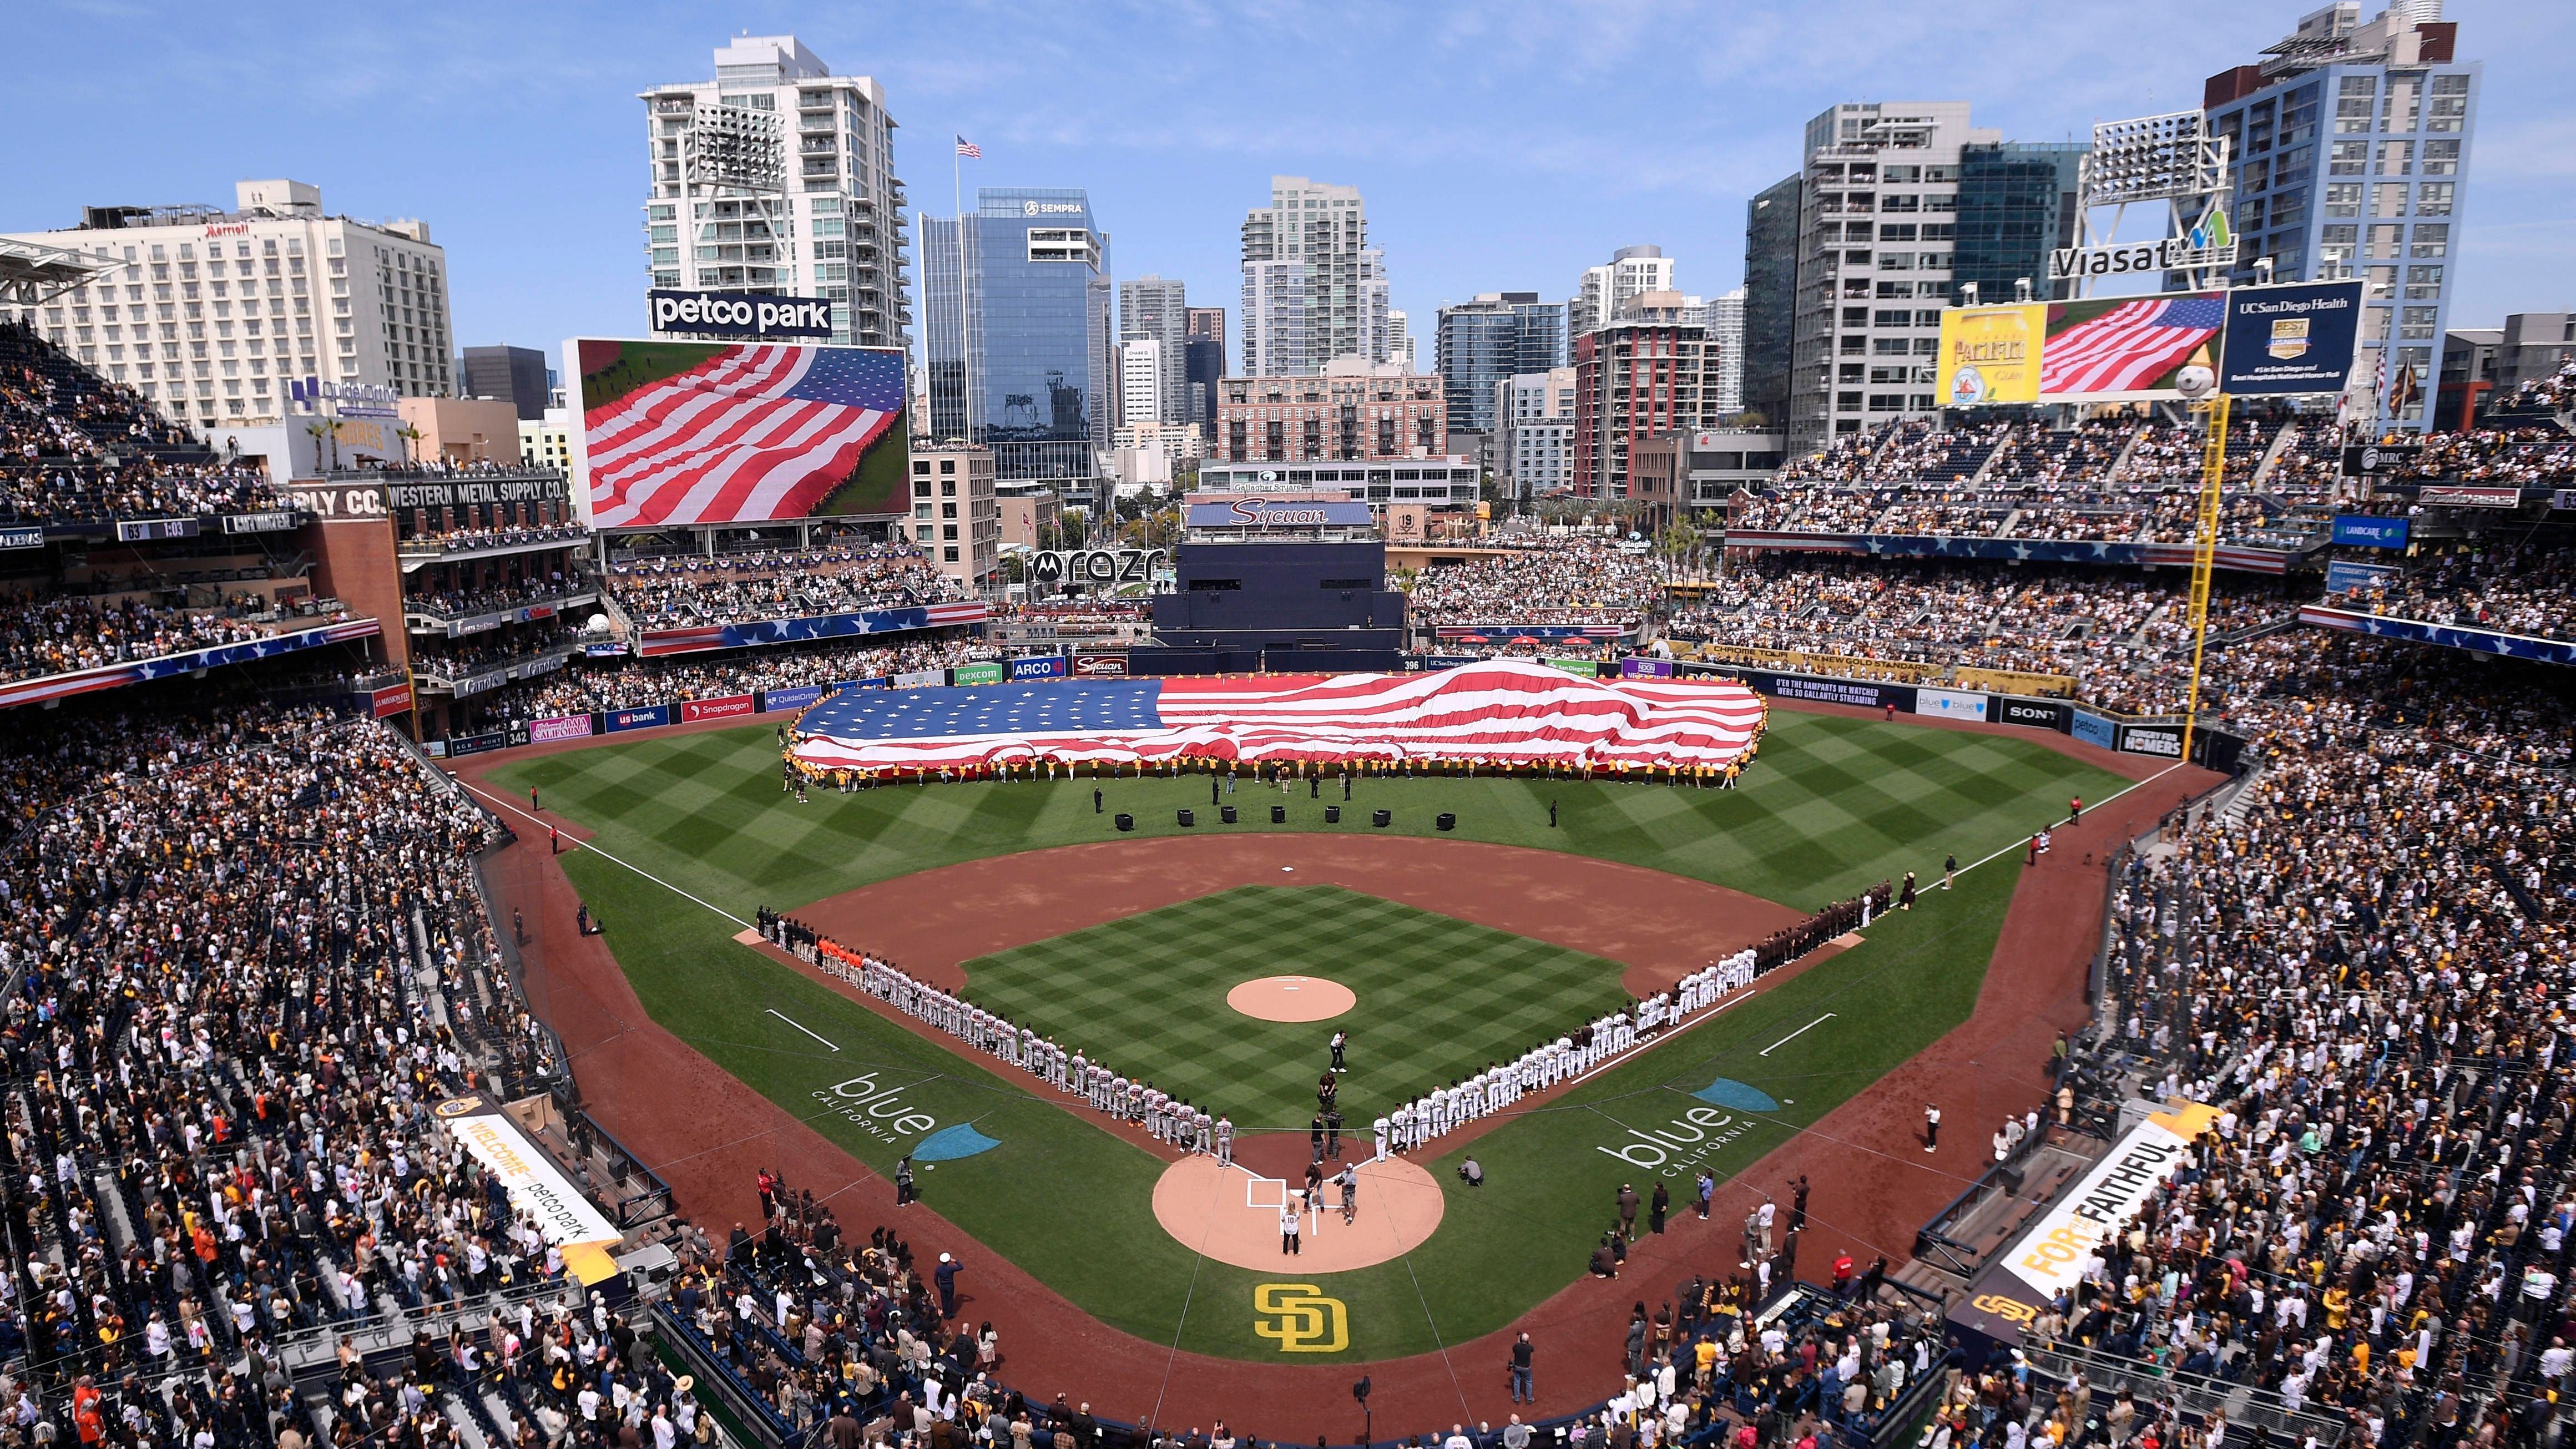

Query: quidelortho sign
[647,289,835,339]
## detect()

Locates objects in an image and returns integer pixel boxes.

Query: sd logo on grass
[1253,1283,1348,1353]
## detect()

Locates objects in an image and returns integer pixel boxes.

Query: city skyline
[10,0,2569,371]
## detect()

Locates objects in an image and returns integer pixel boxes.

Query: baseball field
[485,704,2133,1363]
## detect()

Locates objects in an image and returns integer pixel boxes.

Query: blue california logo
[913,1123,1002,1162]
[1693,1078,1781,1112]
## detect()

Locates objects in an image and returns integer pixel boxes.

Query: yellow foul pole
[2179,392,2230,766]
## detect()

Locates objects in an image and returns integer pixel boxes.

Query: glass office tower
[921,188,1112,478]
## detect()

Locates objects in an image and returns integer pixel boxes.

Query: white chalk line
[765,1008,840,1052]
[1759,1012,1837,1057]
[457,779,752,928]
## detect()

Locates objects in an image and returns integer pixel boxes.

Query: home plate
[1226,975,1356,1023]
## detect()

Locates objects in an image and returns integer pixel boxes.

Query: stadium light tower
[2071,110,2237,296]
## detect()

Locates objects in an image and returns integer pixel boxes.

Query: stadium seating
[1406,539,1663,627]
[606,544,962,631]
[0,318,283,524]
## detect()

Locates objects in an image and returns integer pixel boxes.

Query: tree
[305,418,347,471]
[395,422,423,465]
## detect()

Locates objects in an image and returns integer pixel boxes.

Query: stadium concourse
[0,296,2569,1449]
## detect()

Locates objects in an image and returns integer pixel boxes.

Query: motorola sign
[647,289,835,339]
[1028,548,1165,587]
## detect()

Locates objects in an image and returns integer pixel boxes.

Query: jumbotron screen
[564,337,911,528]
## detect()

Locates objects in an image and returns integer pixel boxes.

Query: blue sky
[15,0,2570,359]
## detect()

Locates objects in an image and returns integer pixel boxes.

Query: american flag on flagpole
[955,135,981,158]
[579,345,907,527]
[2039,295,2226,397]
[788,658,1767,775]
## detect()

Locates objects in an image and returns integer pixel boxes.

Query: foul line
[1949,760,2189,879]
[1759,1013,1837,1057]
[765,1009,840,1052]
[457,779,751,927]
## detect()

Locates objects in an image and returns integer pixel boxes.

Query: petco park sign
[647,289,835,339]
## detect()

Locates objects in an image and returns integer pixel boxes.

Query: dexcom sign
[647,289,835,339]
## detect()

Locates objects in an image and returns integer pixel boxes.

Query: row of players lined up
[762,915,1765,1144]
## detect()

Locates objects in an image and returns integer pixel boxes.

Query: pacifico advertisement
[1937,305,2044,406]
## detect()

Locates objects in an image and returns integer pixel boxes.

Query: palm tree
[305,418,348,472]
[395,423,423,466]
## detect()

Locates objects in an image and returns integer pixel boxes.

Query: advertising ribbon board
[2071,710,2117,750]
[681,694,756,723]
[2117,722,2185,759]
[605,705,673,733]
[892,669,944,689]
[949,663,1007,686]
[1619,657,1677,679]
[2341,443,2423,475]
[1993,697,2071,732]
[1069,652,1130,678]
[435,1095,623,1285]
[1916,686,1990,722]
[2332,514,2411,549]
[2325,560,2397,595]
[1936,305,2045,407]
[1742,673,1920,714]
[1544,658,1605,678]
[2417,485,2522,509]
[2219,281,2365,395]
[527,714,595,744]
[1009,655,1069,681]
[761,684,826,713]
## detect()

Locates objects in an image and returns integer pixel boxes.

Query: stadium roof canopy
[0,236,119,307]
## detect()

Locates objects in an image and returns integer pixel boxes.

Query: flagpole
[954,145,971,450]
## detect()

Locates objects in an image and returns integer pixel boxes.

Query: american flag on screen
[2040,295,2226,397]
[788,658,1767,775]
[581,345,907,527]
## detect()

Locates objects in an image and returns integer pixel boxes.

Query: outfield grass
[963,885,1635,1133]
[492,709,2130,1362]
[496,706,2124,917]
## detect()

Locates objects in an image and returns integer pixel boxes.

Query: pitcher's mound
[1152,1154,1444,1272]
[1226,975,1356,1022]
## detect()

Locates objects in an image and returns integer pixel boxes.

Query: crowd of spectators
[608,546,963,630]
[2397,430,2576,487]
[2338,546,2576,643]
[0,591,347,685]
[1407,541,1664,626]
[2083,633,2574,1449]
[0,699,572,1444]
[0,320,282,524]
[462,633,1002,728]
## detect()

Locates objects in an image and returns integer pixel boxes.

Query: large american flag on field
[2040,295,2225,398]
[787,658,1766,775]
[579,345,907,527]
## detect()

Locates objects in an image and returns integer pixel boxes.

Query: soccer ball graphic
[2174,364,2217,400]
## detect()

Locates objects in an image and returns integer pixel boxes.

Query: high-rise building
[1118,274,1189,424]
[907,440,1000,590]
[1574,246,1676,335]
[1239,176,1390,375]
[639,35,910,349]
[1572,291,1725,501]
[1187,306,1226,343]
[1215,357,1444,464]
[920,188,1113,480]
[1740,176,1801,427]
[459,345,550,421]
[1952,143,2085,309]
[1118,337,1165,427]
[1184,306,1226,430]
[1709,289,1747,416]
[1745,102,2091,452]
[0,179,452,430]
[1386,310,1414,373]
[2205,1,2478,427]
[1496,366,1578,501]
[1434,292,1572,433]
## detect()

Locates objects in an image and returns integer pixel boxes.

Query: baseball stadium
[3,12,2574,1449]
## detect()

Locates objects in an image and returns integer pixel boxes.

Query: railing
[2020,1340,2348,1448]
